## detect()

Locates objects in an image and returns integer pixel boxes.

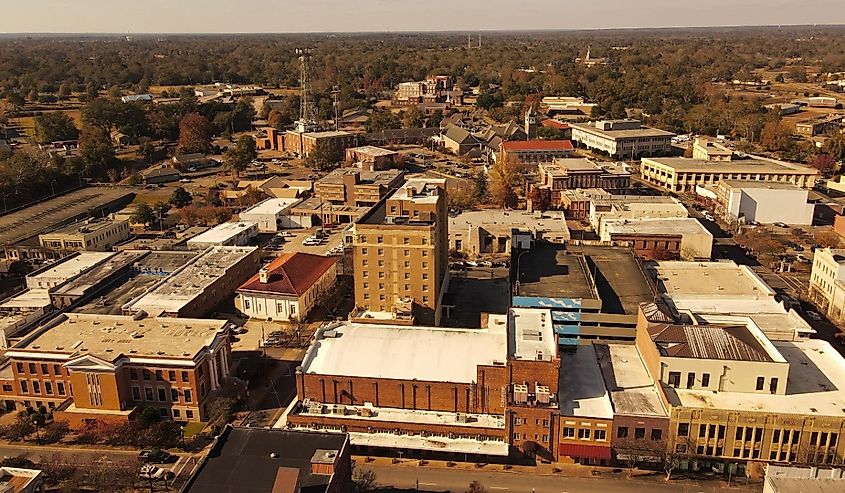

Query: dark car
[139,449,172,464]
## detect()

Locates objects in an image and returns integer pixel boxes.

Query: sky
[2,0,845,34]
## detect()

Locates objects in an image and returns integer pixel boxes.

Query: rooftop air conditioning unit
[331,404,346,415]
[456,413,469,423]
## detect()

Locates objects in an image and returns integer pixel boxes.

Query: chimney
[259,268,269,284]
[310,449,339,476]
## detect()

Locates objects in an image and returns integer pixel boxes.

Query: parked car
[139,464,174,480]
[807,311,822,321]
[138,449,172,464]
[774,222,789,228]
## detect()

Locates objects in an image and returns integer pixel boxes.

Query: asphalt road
[363,464,762,493]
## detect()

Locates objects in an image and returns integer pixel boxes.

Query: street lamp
[514,249,530,296]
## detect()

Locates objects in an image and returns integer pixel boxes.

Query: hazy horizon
[3,1,845,34]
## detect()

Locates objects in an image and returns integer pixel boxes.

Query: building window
[377,236,383,244]
[130,368,138,380]
[403,237,410,245]
[244,298,251,309]
[173,409,181,418]
[184,389,192,403]
[40,364,48,374]
[756,377,765,391]
[143,370,151,381]
[543,419,549,427]
[181,371,189,382]
[19,381,28,393]
[677,423,689,437]
[171,389,179,401]
[563,427,575,438]
[145,388,154,401]
[617,427,628,438]
[362,260,368,267]
[422,250,428,257]
[513,432,520,440]
[594,429,606,441]
[28,363,36,374]
[57,382,65,396]
[773,430,781,443]
[158,388,166,402]
[668,372,681,387]
[186,410,194,419]
[770,378,779,394]
[32,381,40,394]
[15,363,23,373]
[362,248,368,255]
[422,296,429,303]
[156,370,163,381]
[578,429,591,440]
[513,417,521,425]
[651,429,662,441]
[542,434,549,442]
[45,381,53,395]
[701,373,710,388]
[635,427,646,439]
[132,387,141,400]
[687,373,695,388]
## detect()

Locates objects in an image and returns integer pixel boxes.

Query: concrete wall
[730,187,814,225]
[660,356,789,395]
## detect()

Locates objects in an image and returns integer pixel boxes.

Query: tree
[131,203,155,227]
[224,135,257,180]
[816,230,842,249]
[27,88,39,102]
[40,421,70,444]
[306,141,343,170]
[58,82,73,98]
[139,136,156,164]
[352,467,377,493]
[366,109,401,132]
[473,172,489,204]
[466,480,487,493]
[34,112,79,143]
[823,132,845,161]
[811,154,838,176]
[177,113,213,154]
[760,121,792,152]
[108,85,122,99]
[1,412,35,441]
[170,186,193,208]
[488,156,524,209]
[403,106,426,128]
[78,125,115,178]
[267,109,290,129]
[527,186,552,212]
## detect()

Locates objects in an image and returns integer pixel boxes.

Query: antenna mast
[295,48,320,133]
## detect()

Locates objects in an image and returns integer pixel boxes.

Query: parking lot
[259,226,347,257]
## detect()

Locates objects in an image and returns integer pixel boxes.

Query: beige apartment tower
[352,178,448,325]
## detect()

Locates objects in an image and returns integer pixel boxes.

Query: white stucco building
[713,180,815,225]
[238,198,304,232]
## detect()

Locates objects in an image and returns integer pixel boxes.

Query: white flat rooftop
[239,198,302,215]
[648,261,777,306]
[27,252,114,284]
[604,218,713,236]
[187,221,257,245]
[558,345,613,420]
[348,432,509,456]
[595,344,668,418]
[303,322,507,384]
[0,289,51,309]
[509,308,557,361]
[669,339,845,416]
[294,403,505,429]
[126,246,256,315]
[449,210,569,236]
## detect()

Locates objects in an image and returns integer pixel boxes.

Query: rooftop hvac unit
[536,385,551,404]
[456,413,469,423]
[513,383,529,404]
[357,407,375,417]
[331,404,346,415]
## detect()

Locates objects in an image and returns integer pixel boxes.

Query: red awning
[559,443,612,460]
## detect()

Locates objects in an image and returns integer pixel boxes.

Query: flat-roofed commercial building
[0,313,231,424]
[601,218,713,261]
[570,120,675,158]
[236,253,338,321]
[314,169,404,208]
[186,221,258,250]
[647,260,814,341]
[640,157,819,193]
[449,210,569,256]
[39,218,130,253]
[712,180,814,225]
[352,179,448,325]
[286,319,511,457]
[692,138,734,161]
[238,198,303,232]
[537,159,631,194]
[795,114,844,136]
[344,146,398,171]
[124,246,260,318]
[283,130,355,158]
[25,252,115,290]
[810,248,845,324]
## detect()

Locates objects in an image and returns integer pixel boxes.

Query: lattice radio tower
[295,48,320,132]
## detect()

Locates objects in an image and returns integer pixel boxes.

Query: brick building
[0,313,231,426]
[351,179,448,325]
[283,130,356,159]
[498,140,575,166]
[314,169,405,208]
[344,146,399,172]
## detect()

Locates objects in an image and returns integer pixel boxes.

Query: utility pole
[332,86,340,132]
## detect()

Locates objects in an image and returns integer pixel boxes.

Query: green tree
[139,137,156,164]
[131,203,155,227]
[169,186,193,208]
[78,125,115,178]
[306,141,343,170]
[366,109,401,132]
[352,467,377,493]
[58,82,73,98]
[178,113,213,154]
[403,106,425,128]
[473,172,488,203]
[224,135,257,180]
[34,112,79,143]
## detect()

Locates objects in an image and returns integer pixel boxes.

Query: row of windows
[19,380,66,396]
[15,362,63,377]
[129,368,195,383]
[361,259,430,270]
[360,248,430,257]
[512,417,550,427]
[360,235,429,245]
[617,426,662,441]
[362,282,429,292]
[667,371,779,393]
[562,427,607,441]
[131,386,193,404]
[513,432,551,443]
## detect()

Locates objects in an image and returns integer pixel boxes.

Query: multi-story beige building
[0,313,231,426]
[352,178,448,325]
[39,219,130,252]
[691,138,734,161]
[570,120,675,158]
[314,169,405,208]
[640,157,819,193]
[809,248,845,324]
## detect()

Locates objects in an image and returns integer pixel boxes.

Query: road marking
[490,487,508,490]
[418,482,438,486]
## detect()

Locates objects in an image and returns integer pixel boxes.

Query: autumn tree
[811,154,838,176]
[527,186,552,212]
[34,112,79,143]
[488,156,524,209]
[403,106,426,128]
[760,121,792,152]
[823,132,845,162]
[268,109,290,129]
[177,113,213,154]
[816,230,842,249]
[466,481,487,493]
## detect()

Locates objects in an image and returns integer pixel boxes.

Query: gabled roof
[237,253,337,298]
[649,324,774,362]
[442,124,481,146]
[542,119,571,130]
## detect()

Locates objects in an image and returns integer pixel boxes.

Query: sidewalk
[355,456,628,478]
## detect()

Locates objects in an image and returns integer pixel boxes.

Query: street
[362,464,762,493]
